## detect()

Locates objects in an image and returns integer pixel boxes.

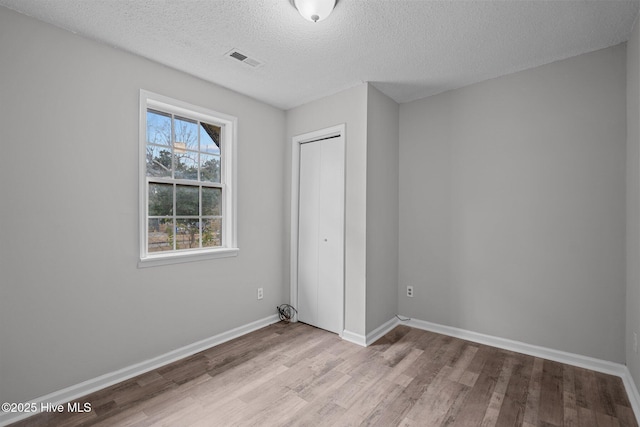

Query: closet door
[297,136,345,335]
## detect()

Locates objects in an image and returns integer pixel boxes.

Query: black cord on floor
[277,304,298,323]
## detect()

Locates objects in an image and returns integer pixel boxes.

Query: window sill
[138,248,239,268]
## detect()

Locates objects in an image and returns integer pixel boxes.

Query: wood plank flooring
[9,322,638,426]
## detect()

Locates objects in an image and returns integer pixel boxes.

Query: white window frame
[138,90,238,267]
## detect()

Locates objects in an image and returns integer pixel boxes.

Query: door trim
[290,123,346,333]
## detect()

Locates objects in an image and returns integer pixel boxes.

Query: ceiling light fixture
[293,0,336,23]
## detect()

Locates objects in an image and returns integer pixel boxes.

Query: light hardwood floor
[9,322,638,426]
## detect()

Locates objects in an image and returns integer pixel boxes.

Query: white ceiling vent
[225,49,263,68]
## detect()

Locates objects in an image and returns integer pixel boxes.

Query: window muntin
[139,91,237,265]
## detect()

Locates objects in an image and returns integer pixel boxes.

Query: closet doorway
[290,124,345,335]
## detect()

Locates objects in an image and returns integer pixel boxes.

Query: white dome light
[293,0,336,23]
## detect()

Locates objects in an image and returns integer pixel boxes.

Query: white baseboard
[366,317,400,346]
[341,317,401,347]
[405,317,626,376]
[403,315,640,425]
[341,329,367,346]
[621,366,640,424]
[0,314,280,427]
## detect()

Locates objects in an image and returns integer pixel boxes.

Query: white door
[297,135,345,334]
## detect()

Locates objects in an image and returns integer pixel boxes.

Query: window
[139,91,237,267]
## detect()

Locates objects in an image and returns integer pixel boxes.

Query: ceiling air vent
[225,49,263,68]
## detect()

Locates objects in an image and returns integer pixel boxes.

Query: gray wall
[627,17,640,383]
[399,45,627,362]
[365,85,399,333]
[0,2,634,406]
[285,84,369,336]
[0,8,286,403]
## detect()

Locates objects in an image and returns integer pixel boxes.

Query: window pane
[147,110,171,146]
[174,152,198,180]
[201,154,220,183]
[202,218,222,248]
[176,185,199,216]
[176,219,200,250]
[146,145,172,177]
[200,122,221,154]
[202,187,221,216]
[175,116,198,152]
[148,218,173,252]
[148,183,173,216]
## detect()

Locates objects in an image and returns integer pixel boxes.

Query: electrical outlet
[407,286,414,298]
[634,332,638,354]
[257,288,263,300]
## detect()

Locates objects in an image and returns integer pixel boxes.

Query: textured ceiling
[1,0,638,109]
